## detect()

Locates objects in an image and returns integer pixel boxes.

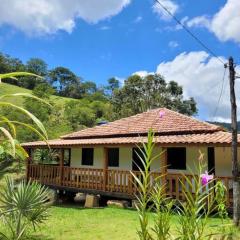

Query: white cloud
[211,0,240,43]
[152,0,179,21]
[115,76,125,86]
[0,0,130,35]
[168,40,179,48]
[133,71,155,77]
[156,51,239,121]
[133,51,240,121]
[187,0,240,43]
[134,16,142,23]
[186,16,211,29]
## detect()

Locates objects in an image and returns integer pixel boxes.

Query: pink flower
[200,171,214,186]
[159,110,165,118]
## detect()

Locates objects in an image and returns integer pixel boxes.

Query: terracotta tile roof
[62,108,223,139]
[22,131,238,147]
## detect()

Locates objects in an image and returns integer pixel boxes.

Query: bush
[0,177,51,240]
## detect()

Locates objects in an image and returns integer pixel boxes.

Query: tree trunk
[233,180,240,226]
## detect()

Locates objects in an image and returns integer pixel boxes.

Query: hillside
[0,83,75,186]
[209,121,240,132]
[0,82,75,106]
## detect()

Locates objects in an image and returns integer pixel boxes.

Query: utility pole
[229,56,240,226]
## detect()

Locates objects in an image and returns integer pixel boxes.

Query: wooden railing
[28,164,233,206]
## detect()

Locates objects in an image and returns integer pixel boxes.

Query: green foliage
[105,77,120,97]
[33,149,59,164]
[81,81,97,96]
[176,152,216,240]
[131,130,165,240]
[112,74,197,118]
[0,72,49,159]
[65,100,96,130]
[32,83,55,99]
[151,184,174,240]
[0,53,26,86]
[0,177,50,240]
[132,131,231,240]
[48,66,80,97]
[20,58,48,89]
[215,181,228,222]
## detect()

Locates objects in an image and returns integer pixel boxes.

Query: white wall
[70,145,234,177]
[108,147,132,170]
[214,147,240,177]
[71,147,104,169]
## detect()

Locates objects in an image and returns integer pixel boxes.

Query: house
[22,108,237,205]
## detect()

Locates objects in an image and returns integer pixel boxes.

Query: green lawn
[3,205,235,240]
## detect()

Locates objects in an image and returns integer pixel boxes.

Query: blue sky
[0,0,239,121]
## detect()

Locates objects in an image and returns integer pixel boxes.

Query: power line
[212,66,227,120]
[154,0,225,65]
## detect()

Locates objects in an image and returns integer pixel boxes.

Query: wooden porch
[27,164,233,207]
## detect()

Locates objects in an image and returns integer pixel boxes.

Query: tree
[0,53,26,86]
[81,81,97,96]
[24,84,53,123]
[20,58,48,89]
[32,83,55,99]
[112,73,197,118]
[48,67,80,97]
[90,101,109,119]
[106,77,120,97]
[26,58,48,76]
[65,100,96,130]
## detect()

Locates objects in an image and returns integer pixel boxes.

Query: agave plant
[0,177,50,240]
[0,72,49,160]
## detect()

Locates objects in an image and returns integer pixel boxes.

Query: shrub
[0,177,51,240]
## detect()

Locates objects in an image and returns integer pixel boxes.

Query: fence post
[103,147,108,191]
[59,148,64,186]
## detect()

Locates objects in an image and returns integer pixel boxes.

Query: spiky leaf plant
[0,177,50,240]
[131,130,168,240]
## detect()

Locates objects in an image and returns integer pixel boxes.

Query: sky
[0,0,240,122]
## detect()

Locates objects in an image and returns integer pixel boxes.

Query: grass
[0,205,234,240]
[0,82,75,106]
[35,206,141,240]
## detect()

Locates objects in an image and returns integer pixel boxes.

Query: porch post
[103,147,108,191]
[59,148,64,186]
[25,148,31,181]
[162,147,168,194]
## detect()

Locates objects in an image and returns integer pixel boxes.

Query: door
[208,147,215,175]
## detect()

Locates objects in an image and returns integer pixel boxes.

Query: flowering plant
[200,171,214,186]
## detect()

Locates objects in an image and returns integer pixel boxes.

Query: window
[167,147,186,170]
[64,149,71,166]
[82,148,94,166]
[108,148,119,167]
